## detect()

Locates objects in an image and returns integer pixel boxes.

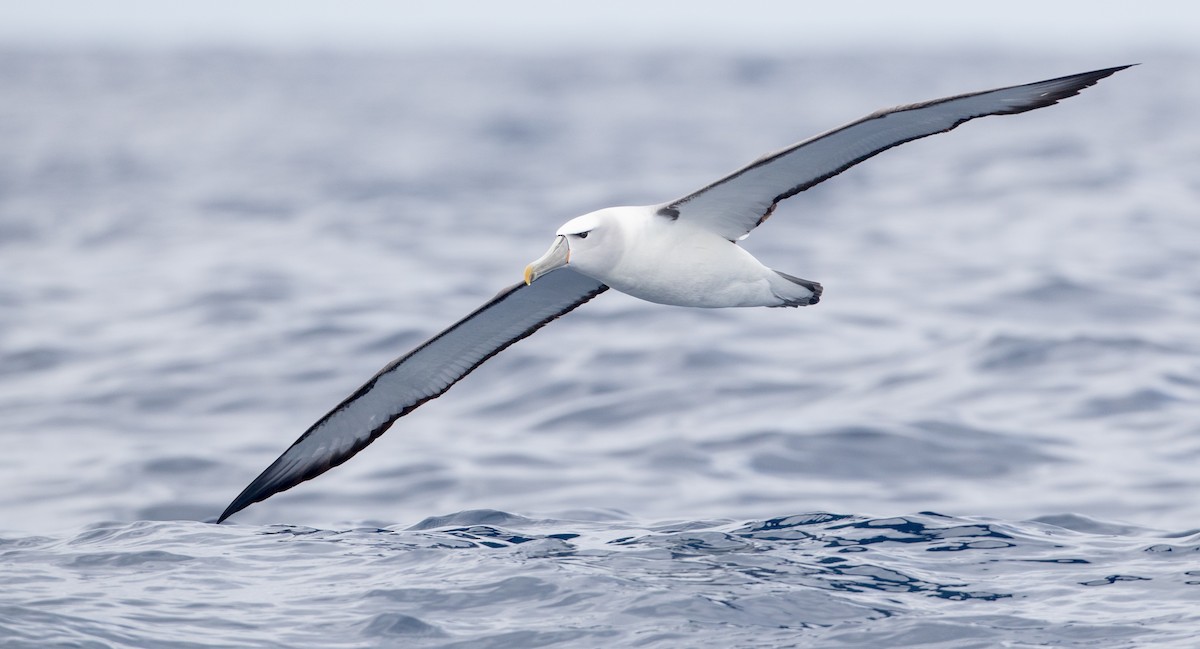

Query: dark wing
[659,65,1131,242]
[217,269,607,522]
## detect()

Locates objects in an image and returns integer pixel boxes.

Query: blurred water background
[1,45,1198,647]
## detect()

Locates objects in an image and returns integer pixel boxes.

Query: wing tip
[1001,64,1134,115]
[214,503,242,525]
[215,477,277,523]
[1047,63,1135,91]
[215,455,319,524]
[216,462,315,523]
[883,63,1134,120]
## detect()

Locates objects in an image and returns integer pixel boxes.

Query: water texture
[1,49,1197,647]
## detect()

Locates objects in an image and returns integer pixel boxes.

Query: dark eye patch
[576,231,590,239]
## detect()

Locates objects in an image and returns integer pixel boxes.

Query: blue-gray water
[1,50,1198,647]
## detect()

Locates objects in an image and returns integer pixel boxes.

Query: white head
[524,208,628,285]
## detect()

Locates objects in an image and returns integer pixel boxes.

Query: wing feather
[663,65,1131,241]
[217,269,607,522]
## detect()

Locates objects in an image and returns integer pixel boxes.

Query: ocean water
[1,49,1198,647]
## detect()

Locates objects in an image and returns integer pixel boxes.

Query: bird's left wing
[659,65,1130,242]
[217,268,607,522]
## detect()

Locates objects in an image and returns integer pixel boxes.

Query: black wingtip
[1075,64,1136,84]
[216,467,291,523]
[215,500,243,524]
[1064,64,1136,89]
[994,64,1135,116]
[216,469,289,524]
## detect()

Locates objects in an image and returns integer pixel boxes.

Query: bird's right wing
[217,268,607,522]
[661,65,1131,242]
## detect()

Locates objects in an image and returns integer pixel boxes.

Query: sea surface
[1,49,1198,648]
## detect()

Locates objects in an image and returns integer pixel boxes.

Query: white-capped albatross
[217,65,1129,523]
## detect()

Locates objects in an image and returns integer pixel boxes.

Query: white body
[555,206,815,308]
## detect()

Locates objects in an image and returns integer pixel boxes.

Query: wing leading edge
[663,65,1131,241]
[217,269,607,522]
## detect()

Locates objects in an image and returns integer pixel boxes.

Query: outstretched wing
[217,269,607,522]
[659,65,1131,242]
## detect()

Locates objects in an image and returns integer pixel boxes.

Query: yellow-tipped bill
[524,235,570,285]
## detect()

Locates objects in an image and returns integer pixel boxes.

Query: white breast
[598,211,784,308]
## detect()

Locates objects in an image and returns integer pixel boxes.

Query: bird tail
[770,270,822,307]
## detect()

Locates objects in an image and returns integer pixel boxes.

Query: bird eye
[575,231,590,239]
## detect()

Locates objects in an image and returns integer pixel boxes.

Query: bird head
[524,209,624,285]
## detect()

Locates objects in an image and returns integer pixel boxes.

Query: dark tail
[773,270,822,307]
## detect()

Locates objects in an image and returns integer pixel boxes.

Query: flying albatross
[217,65,1129,523]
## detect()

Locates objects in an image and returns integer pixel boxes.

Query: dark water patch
[141,456,220,474]
[436,629,614,649]
[68,549,194,568]
[409,509,538,531]
[976,334,1183,372]
[0,346,71,375]
[1030,513,1156,536]
[741,421,1058,479]
[530,389,696,431]
[362,612,447,639]
[733,513,854,541]
[1079,573,1152,587]
[1074,388,1180,418]
[199,196,295,220]
[998,275,1164,322]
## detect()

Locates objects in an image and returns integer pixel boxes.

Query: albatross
[217,65,1129,523]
